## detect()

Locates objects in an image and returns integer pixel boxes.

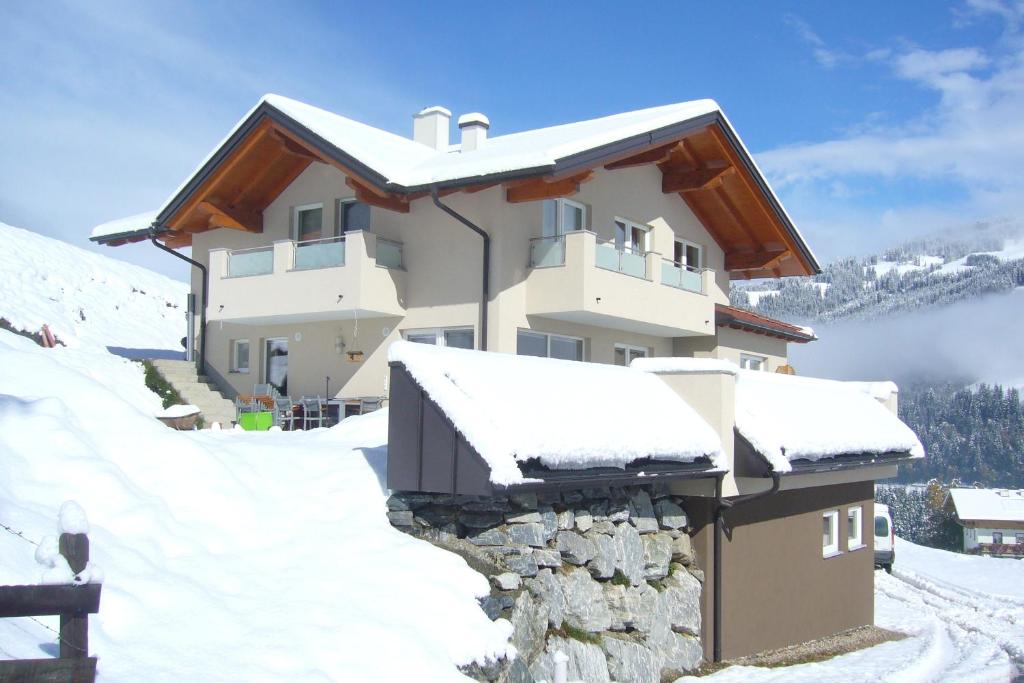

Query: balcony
[525,231,714,337]
[208,231,406,324]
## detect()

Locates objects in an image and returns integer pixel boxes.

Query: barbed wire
[0,521,39,546]
[26,616,88,654]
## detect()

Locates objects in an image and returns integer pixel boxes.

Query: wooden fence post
[58,532,89,659]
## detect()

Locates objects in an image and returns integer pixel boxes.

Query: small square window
[847,506,863,549]
[823,510,839,557]
[232,340,250,373]
[740,354,766,371]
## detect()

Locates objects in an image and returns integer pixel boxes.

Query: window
[294,203,324,241]
[264,337,288,396]
[992,531,1004,544]
[1016,533,1024,545]
[823,510,839,557]
[614,343,649,366]
[232,339,250,373]
[740,354,766,371]
[339,199,371,233]
[404,327,474,349]
[517,329,584,361]
[541,198,586,237]
[674,239,703,270]
[613,218,650,254]
[847,506,864,549]
[874,515,889,537]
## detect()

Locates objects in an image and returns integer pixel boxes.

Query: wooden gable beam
[603,143,680,170]
[345,177,411,214]
[662,165,735,194]
[725,249,790,272]
[504,171,594,203]
[198,200,263,233]
[269,129,321,160]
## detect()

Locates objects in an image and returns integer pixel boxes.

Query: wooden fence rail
[0,531,101,683]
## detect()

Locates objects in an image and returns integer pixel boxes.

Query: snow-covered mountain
[732,218,1024,325]
[0,221,187,353]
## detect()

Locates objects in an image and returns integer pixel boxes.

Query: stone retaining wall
[387,484,704,683]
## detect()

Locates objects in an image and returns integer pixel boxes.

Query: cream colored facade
[192,161,792,400]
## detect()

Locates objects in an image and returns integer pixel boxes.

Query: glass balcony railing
[529,235,566,267]
[227,246,274,277]
[595,240,647,279]
[660,259,705,294]
[376,238,404,270]
[294,236,346,270]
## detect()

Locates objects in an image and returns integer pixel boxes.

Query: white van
[874,503,895,573]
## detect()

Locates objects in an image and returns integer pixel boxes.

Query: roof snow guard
[386,342,723,495]
[715,304,816,343]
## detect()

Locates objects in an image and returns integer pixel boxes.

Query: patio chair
[273,396,297,431]
[235,396,257,421]
[301,396,325,430]
[253,383,276,398]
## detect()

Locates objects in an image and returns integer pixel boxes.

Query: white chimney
[458,112,490,152]
[413,106,452,150]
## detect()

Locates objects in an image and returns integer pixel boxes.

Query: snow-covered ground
[0,329,510,681]
[0,221,187,353]
[680,540,1023,682]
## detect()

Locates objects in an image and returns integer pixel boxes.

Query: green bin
[238,411,274,431]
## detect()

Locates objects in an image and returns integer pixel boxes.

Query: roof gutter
[712,470,782,662]
[430,187,490,351]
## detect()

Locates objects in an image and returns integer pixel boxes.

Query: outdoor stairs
[150,359,237,428]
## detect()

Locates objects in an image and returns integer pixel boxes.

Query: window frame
[847,506,864,550]
[614,343,650,366]
[613,216,651,254]
[516,329,585,362]
[674,238,703,270]
[232,339,250,374]
[337,198,371,235]
[739,353,767,371]
[542,198,588,237]
[403,326,475,349]
[992,531,1004,545]
[293,202,325,242]
[823,510,840,558]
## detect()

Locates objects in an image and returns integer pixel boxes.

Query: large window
[614,218,650,254]
[517,329,584,361]
[542,198,586,237]
[232,339,250,373]
[264,337,288,396]
[848,506,864,549]
[294,203,324,241]
[823,510,839,557]
[674,239,703,270]
[740,354,766,371]
[614,343,648,366]
[404,327,474,349]
[339,199,371,233]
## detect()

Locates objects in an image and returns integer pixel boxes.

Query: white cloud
[785,14,848,68]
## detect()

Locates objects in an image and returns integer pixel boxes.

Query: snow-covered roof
[388,341,723,486]
[631,357,740,375]
[948,488,1024,522]
[732,371,924,472]
[91,210,159,239]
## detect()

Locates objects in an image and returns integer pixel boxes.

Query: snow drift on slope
[0,329,510,681]
[0,222,187,352]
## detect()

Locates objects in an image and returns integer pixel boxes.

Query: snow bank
[156,404,200,418]
[734,370,924,471]
[631,357,740,375]
[0,329,511,681]
[389,341,723,485]
[0,222,187,352]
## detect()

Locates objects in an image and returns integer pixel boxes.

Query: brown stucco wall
[690,481,875,661]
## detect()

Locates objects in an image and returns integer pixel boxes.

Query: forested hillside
[897,383,1024,488]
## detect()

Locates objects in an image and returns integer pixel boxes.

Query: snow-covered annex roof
[632,358,923,474]
[947,488,1024,523]
[388,342,723,488]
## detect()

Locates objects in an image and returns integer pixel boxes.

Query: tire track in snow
[877,570,1022,681]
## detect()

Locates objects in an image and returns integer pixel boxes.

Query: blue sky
[2,0,1022,280]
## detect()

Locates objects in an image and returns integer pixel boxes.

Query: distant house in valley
[945,488,1024,557]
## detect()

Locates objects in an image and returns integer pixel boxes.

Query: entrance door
[265,337,288,395]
